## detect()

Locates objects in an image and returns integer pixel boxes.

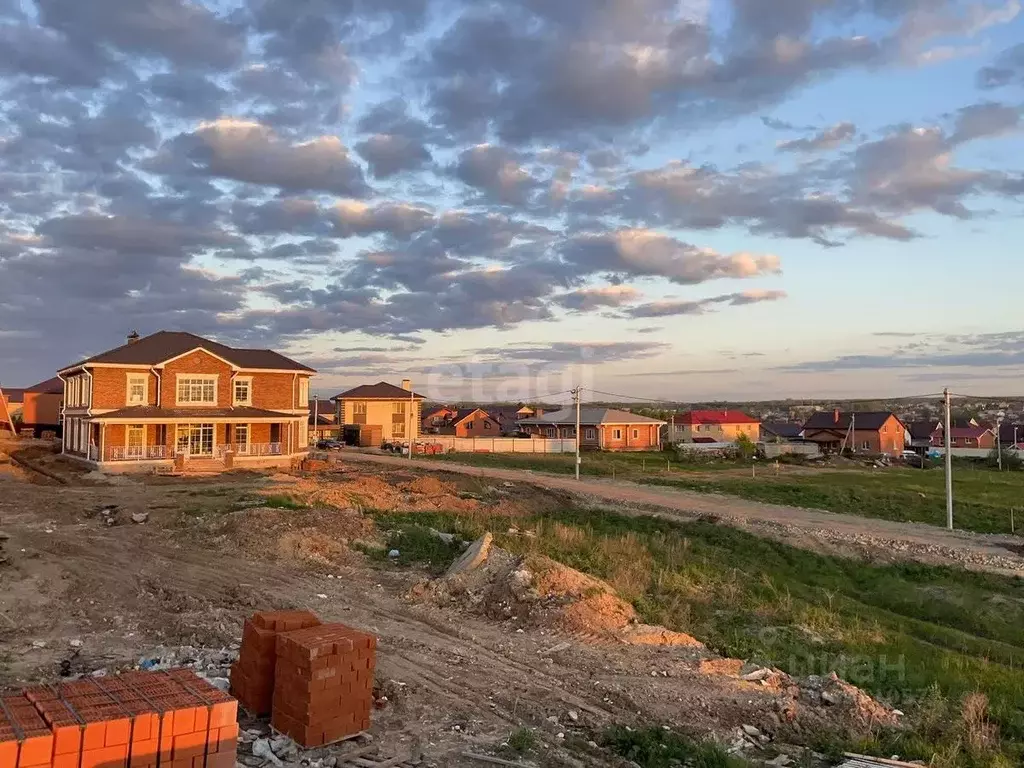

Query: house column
[100,424,106,463]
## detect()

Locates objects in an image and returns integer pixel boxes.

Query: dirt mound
[224,506,376,566]
[268,472,483,514]
[416,543,704,648]
[405,475,451,496]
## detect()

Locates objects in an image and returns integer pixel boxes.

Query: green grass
[420,453,1024,534]
[367,524,465,573]
[372,506,1024,766]
[503,727,538,755]
[603,726,751,768]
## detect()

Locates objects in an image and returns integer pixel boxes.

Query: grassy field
[420,452,1024,534]
[374,503,1024,767]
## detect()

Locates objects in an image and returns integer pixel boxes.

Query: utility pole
[996,412,1004,471]
[313,395,319,444]
[944,388,953,531]
[572,386,582,480]
[408,382,415,464]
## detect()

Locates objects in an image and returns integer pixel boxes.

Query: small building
[421,406,457,433]
[58,330,315,472]
[666,410,761,444]
[519,408,666,451]
[332,381,425,443]
[308,400,340,441]
[907,420,942,451]
[439,408,500,438]
[933,425,996,450]
[20,377,64,438]
[802,410,907,457]
[760,422,804,442]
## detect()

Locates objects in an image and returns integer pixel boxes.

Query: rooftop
[333,382,426,400]
[521,408,666,426]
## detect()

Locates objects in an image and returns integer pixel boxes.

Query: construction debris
[445,533,493,577]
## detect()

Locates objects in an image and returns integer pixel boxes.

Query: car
[316,439,343,451]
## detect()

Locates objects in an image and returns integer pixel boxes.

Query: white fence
[928,447,1018,459]
[418,437,577,454]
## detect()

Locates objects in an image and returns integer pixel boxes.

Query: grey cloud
[978,43,1024,88]
[37,0,246,70]
[0,23,113,85]
[555,286,641,311]
[561,229,782,285]
[232,199,327,236]
[778,122,857,153]
[949,102,1021,145]
[146,119,370,197]
[453,144,538,205]
[147,72,228,119]
[355,135,433,179]
[331,201,435,239]
[473,341,670,365]
[626,289,787,318]
[761,116,815,131]
[37,213,240,256]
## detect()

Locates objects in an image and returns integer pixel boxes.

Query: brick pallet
[230,611,321,717]
[2,670,238,768]
[271,624,376,748]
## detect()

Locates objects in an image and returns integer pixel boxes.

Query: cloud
[778,122,857,152]
[949,101,1021,145]
[561,229,782,285]
[147,119,371,197]
[978,43,1024,88]
[625,289,787,317]
[473,341,670,365]
[331,201,435,239]
[555,286,642,311]
[355,135,433,178]
[453,144,538,205]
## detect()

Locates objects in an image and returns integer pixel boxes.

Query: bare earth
[0,454,874,768]
[343,452,1024,575]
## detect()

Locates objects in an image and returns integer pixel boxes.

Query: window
[613,428,623,440]
[298,421,308,448]
[393,401,407,415]
[177,376,217,405]
[298,378,309,407]
[176,424,214,456]
[585,428,596,440]
[547,427,557,437]
[466,419,473,431]
[233,377,252,406]
[632,429,639,439]
[127,425,146,458]
[235,424,250,454]
[861,440,870,450]
[392,419,406,438]
[352,401,368,424]
[127,374,147,406]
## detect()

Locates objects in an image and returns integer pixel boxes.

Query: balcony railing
[108,446,168,462]
[217,443,283,458]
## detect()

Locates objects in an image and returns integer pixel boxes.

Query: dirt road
[341,453,1024,575]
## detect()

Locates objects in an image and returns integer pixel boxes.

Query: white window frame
[235,424,250,454]
[126,373,148,406]
[546,427,557,438]
[298,420,308,448]
[861,440,870,450]
[175,374,218,406]
[126,424,146,457]
[233,376,253,406]
[585,428,596,440]
[298,378,309,408]
[613,428,623,440]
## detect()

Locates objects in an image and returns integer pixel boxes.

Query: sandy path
[340,453,1024,575]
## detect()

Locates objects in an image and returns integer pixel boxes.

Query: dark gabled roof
[2,388,25,404]
[907,420,941,439]
[521,408,666,426]
[452,408,490,425]
[26,377,64,395]
[60,331,314,373]
[333,382,425,400]
[761,422,804,439]
[803,411,901,432]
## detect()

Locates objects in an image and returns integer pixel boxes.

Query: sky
[0,0,1022,404]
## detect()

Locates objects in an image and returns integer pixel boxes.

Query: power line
[587,389,675,404]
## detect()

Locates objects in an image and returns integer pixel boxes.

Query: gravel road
[341,452,1024,575]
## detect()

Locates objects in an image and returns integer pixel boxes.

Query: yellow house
[332,380,425,442]
[666,410,761,444]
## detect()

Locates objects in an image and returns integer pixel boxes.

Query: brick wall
[250,373,300,410]
[162,352,235,408]
[600,424,660,451]
[21,393,62,426]
[455,411,499,438]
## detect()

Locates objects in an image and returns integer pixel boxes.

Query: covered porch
[70,407,309,471]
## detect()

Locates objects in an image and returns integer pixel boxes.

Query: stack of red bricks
[230,611,321,717]
[1,670,238,768]
[230,611,376,749]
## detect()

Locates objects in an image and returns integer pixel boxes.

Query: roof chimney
[401,379,411,392]
[127,330,141,344]
[833,408,841,423]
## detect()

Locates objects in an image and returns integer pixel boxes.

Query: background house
[802,410,907,456]
[439,408,500,438]
[520,408,666,451]
[666,410,760,444]
[760,422,804,442]
[333,380,425,443]
[308,399,340,440]
[421,406,457,433]
[20,377,64,438]
[932,425,996,450]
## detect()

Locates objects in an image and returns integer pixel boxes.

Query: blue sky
[0,0,1022,402]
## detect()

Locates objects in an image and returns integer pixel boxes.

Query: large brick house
[57,331,314,472]
[519,408,666,451]
[439,408,500,438]
[665,410,761,444]
[802,410,907,456]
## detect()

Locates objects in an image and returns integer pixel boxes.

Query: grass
[603,726,751,768]
[260,494,308,510]
[503,727,538,755]
[364,524,465,573]
[372,505,1024,766]
[420,452,1024,534]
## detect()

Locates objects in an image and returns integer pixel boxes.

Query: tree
[735,432,757,460]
